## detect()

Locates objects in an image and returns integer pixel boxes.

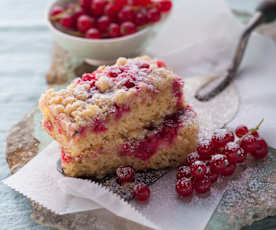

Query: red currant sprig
[176,119,269,199]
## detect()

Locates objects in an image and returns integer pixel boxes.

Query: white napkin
[3,0,276,229]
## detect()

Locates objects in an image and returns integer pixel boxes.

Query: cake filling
[119,108,191,161]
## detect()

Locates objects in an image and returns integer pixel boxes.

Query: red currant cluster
[116,166,150,202]
[176,121,268,198]
[50,0,172,39]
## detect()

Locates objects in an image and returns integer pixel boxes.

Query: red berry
[138,62,150,69]
[251,138,268,159]
[177,166,191,180]
[123,79,136,88]
[190,160,207,179]
[62,152,73,164]
[118,6,135,23]
[43,121,54,132]
[77,15,94,33]
[194,176,211,194]
[81,73,96,81]
[121,22,137,35]
[133,183,150,201]
[197,139,215,160]
[235,125,249,138]
[139,0,152,6]
[157,60,167,68]
[116,166,135,183]
[251,131,259,138]
[107,67,121,77]
[147,7,161,23]
[157,0,173,12]
[224,142,247,164]
[186,152,200,165]
[80,0,92,13]
[72,8,85,27]
[206,166,218,183]
[221,163,236,176]
[240,134,258,153]
[114,0,128,10]
[97,16,111,33]
[209,154,228,174]
[60,14,74,29]
[50,6,64,16]
[176,178,193,197]
[85,28,101,38]
[212,129,235,148]
[105,3,120,19]
[108,23,121,38]
[92,0,107,16]
[135,11,148,26]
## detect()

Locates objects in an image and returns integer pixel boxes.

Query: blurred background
[0,0,260,229]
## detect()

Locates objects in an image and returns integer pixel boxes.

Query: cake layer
[40,56,185,157]
[61,107,199,178]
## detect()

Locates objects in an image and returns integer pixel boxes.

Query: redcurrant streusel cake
[39,56,199,178]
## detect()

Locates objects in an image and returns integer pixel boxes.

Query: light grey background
[0,1,259,229]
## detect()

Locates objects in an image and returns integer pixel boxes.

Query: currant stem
[249,118,264,134]
[50,3,80,21]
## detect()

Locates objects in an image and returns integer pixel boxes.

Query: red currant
[251,138,268,159]
[235,125,249,138]
[123,79,136,88]
[209,154,228,174]
[186,152,200,165]
[114,0,128,10]
[133,183,150,201]
[212,129,235,148]
[81,73,96,81]
[135,11,148,26]
[194,176,211,194]
[177,166,191,180]
[251,131,259,138]
[157,60,167,68]
[206,166,218,183]
[62,152,73,164]
[118,6,136,23]
[197,139,215,160]
[190,160,207,179]
[116,166,135,183]
[138,62,150,69]
[91,0,108,16]
[50,6,64,16]
[60,14,74,29]
[221,163,236,177]
[80,0,92,13]
[104,3,120,19]
[147,7,161,23]
[157,0,173,13]
[108,23,121,38]
[224,142,247,164]
[120,22,137,35]
[97,16,111,33]
[72,8,85,27]
[176,178,193,197]
[240,134,258,153]
[77,15,94,33]
[85,28,101,39]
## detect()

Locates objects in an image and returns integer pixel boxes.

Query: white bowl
[46,0,163,65]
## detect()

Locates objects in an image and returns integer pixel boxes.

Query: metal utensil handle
[195,0,276,101]
[257,0,276,23]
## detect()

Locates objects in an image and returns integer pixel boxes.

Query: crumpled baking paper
[3,0,276,229]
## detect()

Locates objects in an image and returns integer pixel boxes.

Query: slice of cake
[39,56,199,178]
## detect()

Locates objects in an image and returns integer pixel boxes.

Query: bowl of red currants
[46,0,172,65]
